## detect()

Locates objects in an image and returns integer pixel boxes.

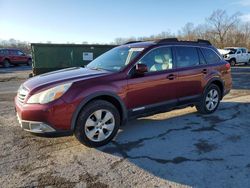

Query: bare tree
[206,9,241,48]
[179,22,196,41]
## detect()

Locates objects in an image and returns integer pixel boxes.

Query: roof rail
[156,38,179,44]
[124,41,142,45]
[197,39,211,45]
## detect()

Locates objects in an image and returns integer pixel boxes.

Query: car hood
[217,49,230,55]
[23,67,110,92]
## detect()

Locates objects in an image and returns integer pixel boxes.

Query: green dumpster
[31,43,117,75]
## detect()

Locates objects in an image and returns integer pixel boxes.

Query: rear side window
[9,50,16,55]
[201,48,221,64]
[175,46,199,68]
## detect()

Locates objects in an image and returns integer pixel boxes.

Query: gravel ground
[0,65,250,188]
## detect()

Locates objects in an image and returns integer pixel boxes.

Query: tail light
[225,62,231,72]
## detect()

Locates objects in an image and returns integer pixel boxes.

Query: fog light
[29,122,56,133]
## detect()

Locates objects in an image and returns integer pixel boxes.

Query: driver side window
[138,47,173,72]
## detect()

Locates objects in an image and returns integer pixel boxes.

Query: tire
[229,59,236,66]
[74,100,120,147]
[27,59,32,66]
[196,84,221,114]
[3,59,10,68]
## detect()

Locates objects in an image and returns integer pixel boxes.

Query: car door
[127,46,178,116]
[174,46,206,104]
[236,50,243,63]
[241,48,248,62]
[8,50,17,63]
[16,50,27,63]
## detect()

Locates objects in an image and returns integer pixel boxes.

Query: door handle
[166,74,177,80]
[201,69,207,74]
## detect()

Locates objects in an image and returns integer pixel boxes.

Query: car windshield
[224,48,237,54]
[86,47,143,72]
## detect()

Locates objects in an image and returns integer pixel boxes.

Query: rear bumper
[15,96,76,133]
[223,89,231,97]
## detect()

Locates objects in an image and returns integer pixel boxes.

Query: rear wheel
[196,84,221,114]
[74,100,120,147]
[3,59,10,68]
[229,59,236,66]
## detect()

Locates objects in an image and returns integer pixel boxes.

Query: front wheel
[196,84,221,114]
[27,59,32,66]
[74,100,120,147]
[229,59,236,66]
[3,59,10,68]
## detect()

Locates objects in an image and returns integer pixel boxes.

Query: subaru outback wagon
[15,38,232,147]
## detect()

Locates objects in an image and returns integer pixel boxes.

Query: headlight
[27,83,72,104]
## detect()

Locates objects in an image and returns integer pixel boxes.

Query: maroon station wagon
[15,38,232,147]
[0,48,32,67]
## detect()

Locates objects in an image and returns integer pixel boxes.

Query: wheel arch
[229,57,236,63]
[70,92,127,131]
[3,58,11,62]
[204,78,224,100]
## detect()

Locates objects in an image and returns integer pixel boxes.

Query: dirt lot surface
[0,65,250,188]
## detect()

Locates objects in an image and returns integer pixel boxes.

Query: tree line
[0,39,31,54]
[1,9,250,54]
[113,9,250,49]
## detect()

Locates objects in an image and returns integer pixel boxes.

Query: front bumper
[15,96,76,133]
[16,112,56,133]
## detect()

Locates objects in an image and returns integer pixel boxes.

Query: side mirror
[135,64,148,75]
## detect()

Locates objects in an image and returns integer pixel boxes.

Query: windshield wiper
[87,66,103,71]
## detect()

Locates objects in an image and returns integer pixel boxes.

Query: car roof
[0,48,21,50]
[121,38,213,49]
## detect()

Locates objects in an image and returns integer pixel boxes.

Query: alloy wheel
[205,89,219,111]
[84,109,115,142]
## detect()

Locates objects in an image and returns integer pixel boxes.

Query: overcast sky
[0,0,250,44]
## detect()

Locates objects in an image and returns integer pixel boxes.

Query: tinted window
[138,47,173,72]
[9,50,17,55]
[175,46,199,68]
[241,48,247,53]
[201,48,221,64]
[0,50,8,55]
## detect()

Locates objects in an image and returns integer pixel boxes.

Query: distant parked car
[0,48,32,67]
[223,47,250,66]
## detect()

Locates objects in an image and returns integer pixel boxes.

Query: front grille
[17,85,29,104]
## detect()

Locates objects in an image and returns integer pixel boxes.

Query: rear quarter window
[201,48,221,64]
